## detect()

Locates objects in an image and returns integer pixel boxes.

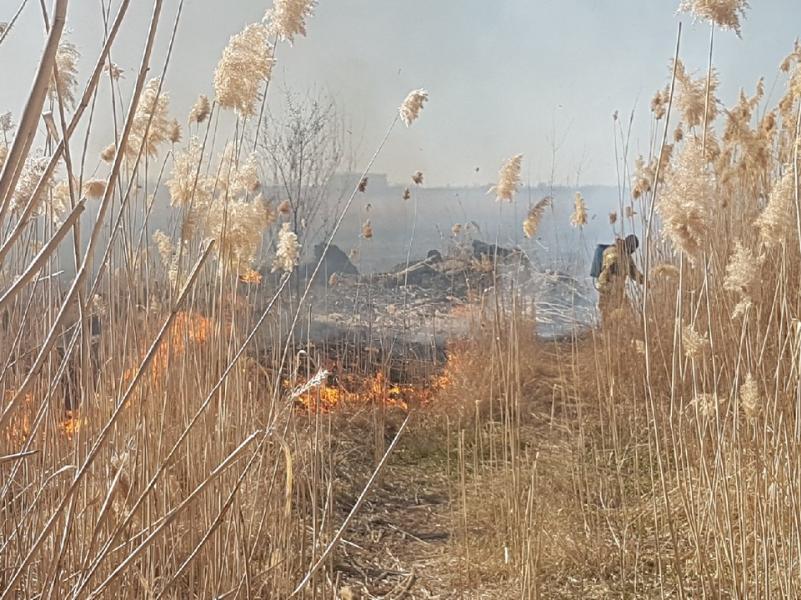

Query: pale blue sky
[1,0,798,186]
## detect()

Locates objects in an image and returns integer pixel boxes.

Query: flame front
[60,410,84,440]
[292,371,446,413]
[124,310,212,385]
[4,391,33,445]
[239,268,262,284]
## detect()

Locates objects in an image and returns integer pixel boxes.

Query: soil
[329,413,521,599]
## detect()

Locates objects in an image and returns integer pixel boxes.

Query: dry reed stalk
[76,273,293,589]
[88,429,262,598]
[155,442,257,598]
[0,0,30,47]
[0,449,37,464]
[0,0,132,268]
[290,414,411,596]
[0,0,67,223]
[635,25,691,596]
[0,238,210,598]
[0,199,84,312]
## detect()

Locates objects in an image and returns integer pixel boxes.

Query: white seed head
[399,89,429,127]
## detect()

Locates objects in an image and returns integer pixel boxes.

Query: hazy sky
[1,0,799,187]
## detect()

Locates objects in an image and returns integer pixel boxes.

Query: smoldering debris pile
[246,240,593,384]
[304,241,526,339]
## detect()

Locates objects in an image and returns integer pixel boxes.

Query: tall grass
[0,1,431,597]
[3,1,801,598]
[439,10,801,598]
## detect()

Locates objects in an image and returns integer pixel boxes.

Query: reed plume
[653,263,680,279]
[491,154,523,202]
[265,0,317,43]
[361,220,373,239]
[189,94,211,124]
[217,143,262,198]
[127,78,171,158]
[740,373,760,418]
[399,89,429,127]
[651,86,669,120]
[690,392,723,419]
[755,169,795,246]
[723,240,762,317]
[214,22,275,116]
[82,178,107,198]
[679,0,750,36]
[682,324,709,358]
[272,221,300,273]
[169,119,182,143]
[658,139,711,260]
[570,192,588,228]
[673,59,719,129]
[50,179,72,225]
[152,230,179,284]
[523,196,551,238]
[100,144,116,162]
[209,194,274,270]
[778,41,801,125]
[0,111,13,136]
[106,62,124,81]
[11,156,50,214]
[167,138,212,208]
[49,41,80,108]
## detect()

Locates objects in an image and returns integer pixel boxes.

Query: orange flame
[293,371,447,413]
[239,268,263,284]
[124,311,212,385]
[4,390,33,445]
[4,392,88,443]
[60,410,84,440]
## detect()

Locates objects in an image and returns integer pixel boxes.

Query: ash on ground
[292,239,596,345]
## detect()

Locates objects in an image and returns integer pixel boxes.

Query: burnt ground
[268,249,592,384]
[248,242,593,386]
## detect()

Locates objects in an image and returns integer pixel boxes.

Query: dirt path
[332,418,519,600]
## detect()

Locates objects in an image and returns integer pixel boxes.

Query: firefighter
[596,234,644,324]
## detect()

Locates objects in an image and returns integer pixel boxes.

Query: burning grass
[121,310,212,385]
[1,0,801,597]
[292,371,435,412]
[3,391,32,446]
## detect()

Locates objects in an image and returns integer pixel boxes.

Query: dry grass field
[2,0,801,598]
